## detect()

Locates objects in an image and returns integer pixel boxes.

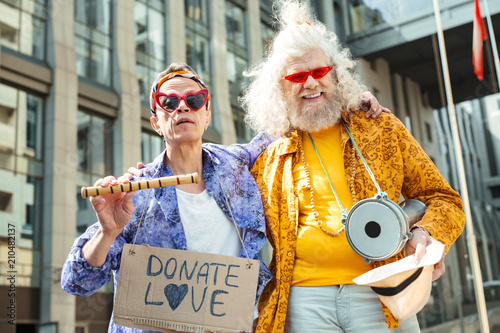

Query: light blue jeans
[284,285,420,332]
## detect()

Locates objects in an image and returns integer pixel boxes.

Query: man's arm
[82,176,136,267]
[61,176,136,296]
[395,117,465,280]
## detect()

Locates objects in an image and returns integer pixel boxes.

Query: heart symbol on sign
[164,283,188,311]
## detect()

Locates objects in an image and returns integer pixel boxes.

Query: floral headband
[149,71,211,114]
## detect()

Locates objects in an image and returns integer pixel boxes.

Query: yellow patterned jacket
[251,111,465,332]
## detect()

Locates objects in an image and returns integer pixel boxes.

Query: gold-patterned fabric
[251,111,465,332]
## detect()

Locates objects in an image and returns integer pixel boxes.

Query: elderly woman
[61,63,385,333]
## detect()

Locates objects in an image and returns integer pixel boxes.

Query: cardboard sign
[114,244,260,333]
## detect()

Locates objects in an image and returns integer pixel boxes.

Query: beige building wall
[247,0,264,65]
[42,1,78,332]
[210,0,237,145]
[358,58,442,163]
[357,57,395,112]
[390,73,408,120]
[168,0,187,63]
[403,77,442,163]
[115,0,142,174]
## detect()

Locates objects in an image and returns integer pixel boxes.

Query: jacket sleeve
[233,132,278,169]
[396,117,465,252]
[60,222,127,297]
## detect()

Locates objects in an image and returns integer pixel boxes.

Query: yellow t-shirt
[291,125,373,286]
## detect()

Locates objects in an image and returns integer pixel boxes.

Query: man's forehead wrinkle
[287,51,328,73]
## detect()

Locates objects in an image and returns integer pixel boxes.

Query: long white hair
[241,0,365,135]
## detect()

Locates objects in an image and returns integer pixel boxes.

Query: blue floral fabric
[61,133,275,333]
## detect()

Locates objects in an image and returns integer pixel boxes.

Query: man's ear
[150,116,162,135]
[205,108,211,130]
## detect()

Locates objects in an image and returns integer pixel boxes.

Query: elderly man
[243,1,465,332]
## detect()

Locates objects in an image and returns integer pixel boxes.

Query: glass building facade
[74,0,113,86]
[0,0,47,60]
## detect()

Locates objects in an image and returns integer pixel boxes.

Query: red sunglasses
[153,89,209,113]
[283,66,333,83]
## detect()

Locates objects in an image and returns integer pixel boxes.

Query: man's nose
[175,98,190,112]
[303,75,319,89]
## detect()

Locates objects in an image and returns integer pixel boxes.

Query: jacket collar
[275,130,300,156]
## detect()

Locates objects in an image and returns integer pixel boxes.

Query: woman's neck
[164,142,206,193]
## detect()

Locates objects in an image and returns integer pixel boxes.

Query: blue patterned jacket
[61,133,274,333]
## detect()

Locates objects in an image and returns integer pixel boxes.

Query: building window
[347,0,432,35]
[425,121,433,143]
[185,0,211,86]
[0,83,44,239]
[226,1,246,48]
[226,1,252,142]
[231,105,253,144]
[260,0,276,55]
[24,176,42,233]
[76,110,113,231]
[260,1,275,55]
[74,0,112,86]
[261,22,274,55]
[226,51,247,96]
[135,0,167,106]
[0,83,44,158]
[0,191,12,212]
[77,110,113,179]
[259,0,272,13]
[334,1,346,42]
[141,130,164,163]
[26,94,44,158]
[0,0,47,60]
[348,0,389,34]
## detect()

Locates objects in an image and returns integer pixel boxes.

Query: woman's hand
[406,228,445,281]
[359,91,391,118]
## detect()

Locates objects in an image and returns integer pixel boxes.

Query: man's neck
[164,142,206,193]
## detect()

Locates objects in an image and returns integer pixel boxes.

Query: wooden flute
[80,173,199,199]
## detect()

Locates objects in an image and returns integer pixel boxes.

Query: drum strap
[341,119,386,198]
[305,119,388,220]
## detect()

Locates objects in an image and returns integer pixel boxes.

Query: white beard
[287,91,343,132]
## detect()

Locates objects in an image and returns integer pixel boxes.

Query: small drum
[343,195,426,263]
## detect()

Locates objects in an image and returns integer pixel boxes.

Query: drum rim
[344,196,410,262]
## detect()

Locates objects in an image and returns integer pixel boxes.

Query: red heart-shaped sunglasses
[153,90,209,113]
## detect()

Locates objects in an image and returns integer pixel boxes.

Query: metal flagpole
[431,0,490,332]
[482,0,500,88]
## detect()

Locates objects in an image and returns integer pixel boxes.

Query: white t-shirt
[176,189,259,319]
[175,188,242,257]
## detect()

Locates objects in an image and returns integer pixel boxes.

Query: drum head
[345,198,408,261]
